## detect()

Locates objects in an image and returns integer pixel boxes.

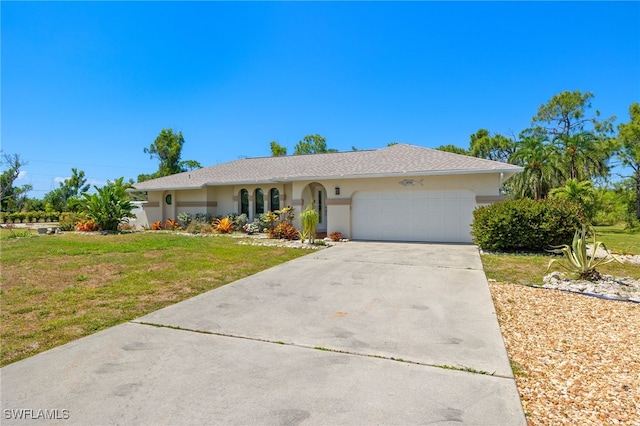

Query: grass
[433,364,494,376]
[2,224,637,367]
[481,225,640,286]
[593,224,640,255]
[1,227,39,239]
[0,231,310,366]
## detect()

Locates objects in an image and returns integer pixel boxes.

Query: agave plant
[547,225,622,281]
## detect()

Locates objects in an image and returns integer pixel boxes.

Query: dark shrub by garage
[471,198,586,252]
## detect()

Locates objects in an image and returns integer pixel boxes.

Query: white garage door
[351,189,476,243]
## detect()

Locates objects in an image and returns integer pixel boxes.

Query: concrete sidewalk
[1,242,526,425]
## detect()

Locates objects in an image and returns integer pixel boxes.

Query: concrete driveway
[1,242,525,425]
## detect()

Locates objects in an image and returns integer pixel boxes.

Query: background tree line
[1,91,638,229]
[0,128,201,231]
[436,91,639,226]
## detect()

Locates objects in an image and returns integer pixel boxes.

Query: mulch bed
[489,282,639,425]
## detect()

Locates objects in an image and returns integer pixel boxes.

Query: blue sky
[2,1,639,198]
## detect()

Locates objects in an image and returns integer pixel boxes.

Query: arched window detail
[240,189,249,216]
[255,188,264,215]
[270,188,280,211]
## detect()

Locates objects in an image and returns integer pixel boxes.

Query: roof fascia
[136,167,524,190]
[131,184,208,191]
[265,167,524,183]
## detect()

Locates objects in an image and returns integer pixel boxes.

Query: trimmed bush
[471,198,586,252]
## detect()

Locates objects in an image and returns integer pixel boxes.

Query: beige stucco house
[132,143,522,243]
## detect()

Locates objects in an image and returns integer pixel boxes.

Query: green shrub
[471,198,586,252]
[78,178,134,231]
[193,213,214,224]
[228,213,248,231]
[13,212,26,223]
[177,212,193,228]
[253,213,270,232]
[58,212,80,231]
[43,211,61,222]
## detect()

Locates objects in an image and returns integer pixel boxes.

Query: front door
[315,187,327,233]
[163,191,175,222]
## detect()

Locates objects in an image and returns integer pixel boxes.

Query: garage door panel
[352,189,475,243]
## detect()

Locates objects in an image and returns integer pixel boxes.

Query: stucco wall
[214,186,234,216]
[289,173,502,238]
[140,172,504,237]
[326,174,500,199]
[138,192,163,226]
[175,189,208,216]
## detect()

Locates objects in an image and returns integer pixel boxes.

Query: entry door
[163,191,175,222]
[315,188,327,232]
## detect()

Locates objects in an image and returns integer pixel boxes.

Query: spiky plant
[547,225,622,281]
[213,217,235,234]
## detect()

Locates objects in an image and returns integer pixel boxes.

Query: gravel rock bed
[489,281,640,425]
[543,272,640,303]
[172,232,334,249]
[589,246,640,265]
[236,238,330,250]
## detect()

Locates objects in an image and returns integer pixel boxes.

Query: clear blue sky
[2,1,639,198]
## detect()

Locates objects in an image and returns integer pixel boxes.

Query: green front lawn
[594,225,640,255]
[1,232,310,366]
[481,225,640,285]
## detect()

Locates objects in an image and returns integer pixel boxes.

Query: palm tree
[617,103,640,219]
[549,178,596,220]
[509,136,561,199]
[553,132,612,183]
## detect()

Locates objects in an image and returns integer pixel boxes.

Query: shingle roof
[133,143,523,191]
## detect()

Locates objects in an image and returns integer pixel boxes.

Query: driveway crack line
[313,258,482,271]
[132,320,511,379]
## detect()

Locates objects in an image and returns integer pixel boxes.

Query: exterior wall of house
[139,173,504,236]
[290,173,503,238]
[128,201,149,229]
[137,192,163,227]
[214,186,235,216]
[175,189,208,217]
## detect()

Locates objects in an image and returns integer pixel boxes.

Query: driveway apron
[1,242,526,425]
